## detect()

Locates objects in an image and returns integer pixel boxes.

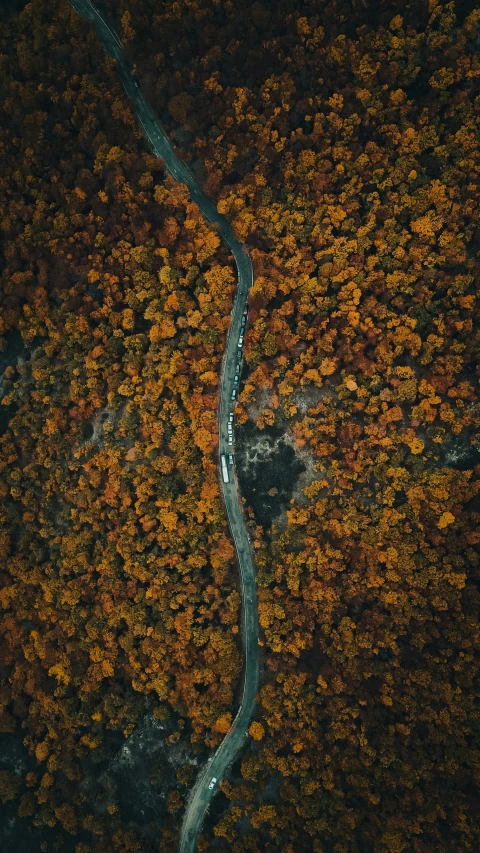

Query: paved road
[67,2,259,851]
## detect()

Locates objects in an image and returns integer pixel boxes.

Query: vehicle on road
[228,454,234,465]
[208,778,217,790]
[220,455,229,484]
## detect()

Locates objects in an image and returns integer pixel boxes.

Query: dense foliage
[1,1,479,852]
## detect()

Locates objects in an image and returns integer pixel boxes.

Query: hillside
[0,2,479,852]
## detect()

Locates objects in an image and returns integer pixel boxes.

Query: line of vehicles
[222,307,248,484]
[230,308,247,404]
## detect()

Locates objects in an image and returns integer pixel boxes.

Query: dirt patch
[237,383,329,529]
[244,387,273,424]
[290,384,329,416]
[441,435,480,471]
[235,422,306,529]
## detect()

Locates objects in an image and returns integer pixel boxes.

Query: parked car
[231,389,236,400]
[238,337,243,347]
[243,308,248,316]
[228,454,234,465]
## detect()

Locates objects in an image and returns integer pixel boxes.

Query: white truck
[220,455,229,484]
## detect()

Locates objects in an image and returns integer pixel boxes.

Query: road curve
[67,2,260,850]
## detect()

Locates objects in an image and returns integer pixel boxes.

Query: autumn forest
[0,0,479,851]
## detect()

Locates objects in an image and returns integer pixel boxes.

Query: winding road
[67,2,260,851]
